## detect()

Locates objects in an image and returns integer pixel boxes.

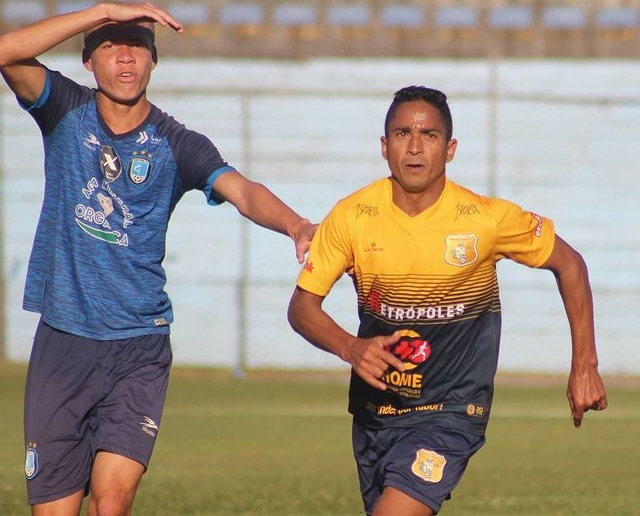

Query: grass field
[1,362,639,515]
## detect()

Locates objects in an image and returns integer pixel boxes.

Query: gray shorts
[352,420,485,514]
[24,319,172,505]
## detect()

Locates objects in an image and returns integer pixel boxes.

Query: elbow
[287,297,301,334]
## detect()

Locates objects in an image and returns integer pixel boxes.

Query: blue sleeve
[169,127,236,205]
[20,68,94,137]
[18,69,51,111]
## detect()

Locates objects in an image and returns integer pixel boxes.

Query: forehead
[390,100,444,128]
[85,23,154,47]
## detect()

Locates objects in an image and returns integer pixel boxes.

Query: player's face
[84,38,155,105]
[381,100,457,204]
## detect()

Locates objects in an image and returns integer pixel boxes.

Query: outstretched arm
[0,2,183,103]
[288,286,405,390]
[212,171,316,263]
[540,235,607,428]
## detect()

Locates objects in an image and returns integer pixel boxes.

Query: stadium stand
[1,0,640,58]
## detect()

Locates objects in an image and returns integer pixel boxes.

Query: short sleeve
[296,201,354,297]
[170,127,236,205]
[492,199,556,268]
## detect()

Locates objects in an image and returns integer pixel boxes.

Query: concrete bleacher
[1,0,640,58]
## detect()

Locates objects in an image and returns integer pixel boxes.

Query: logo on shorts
[25,444,39,480]
[411,449,446,483]
[140,416,159,437]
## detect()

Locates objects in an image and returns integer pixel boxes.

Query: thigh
[93,332,172,468]
[88,451,146,515]
[373,486,434,516]
[382,426,485,514]
[352,421,388,515]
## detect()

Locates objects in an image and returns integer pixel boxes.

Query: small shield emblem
[411,449,446,483]
[25,447,38,480]
[129,157,151,184]
[445,234,478,267]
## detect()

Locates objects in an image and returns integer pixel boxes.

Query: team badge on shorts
[445,234,478,267]
[25,445,39,480]
[411,449,447,483]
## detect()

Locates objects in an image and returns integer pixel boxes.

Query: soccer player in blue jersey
[288,86,608,515]
[0,3,315,514]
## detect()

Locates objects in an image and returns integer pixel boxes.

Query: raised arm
[540,234,608,428]
[288,286,405,390]
[0,2,182,103]
[211,170,316,263]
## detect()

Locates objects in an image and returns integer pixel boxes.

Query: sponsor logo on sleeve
[531,212,544,237]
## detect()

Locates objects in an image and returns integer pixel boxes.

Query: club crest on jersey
[25,445,39,480]
[445,234,478,267]
[100,145,122,182]
[411,449,446,483]
[129,157,151,184]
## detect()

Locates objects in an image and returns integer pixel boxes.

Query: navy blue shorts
[24,320,172,505]
[352,420,485,514]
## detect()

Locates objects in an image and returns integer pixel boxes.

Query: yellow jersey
[297,177,555,434]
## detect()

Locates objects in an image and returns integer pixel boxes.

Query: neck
[96,91,151,135]
[391,177,447,217]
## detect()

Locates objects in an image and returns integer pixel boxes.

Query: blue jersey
[20,69,235,340]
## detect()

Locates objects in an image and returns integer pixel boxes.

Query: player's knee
[88,491,136,516]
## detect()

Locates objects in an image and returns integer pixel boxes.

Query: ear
[446,138,458,163]
[380,136,388,160]
[83,59,93,72]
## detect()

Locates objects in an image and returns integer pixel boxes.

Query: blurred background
[1,0,639,375]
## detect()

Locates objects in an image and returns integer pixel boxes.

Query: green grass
[1,363,639,515]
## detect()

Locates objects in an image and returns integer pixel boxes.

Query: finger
[572,408,584,428]
[140,4,184,31]
[590,398,607,411]
[361,372,387,391]
[154,13,183,31]
[371,346,404,373]
[164,15,184,32]
[382,352,405,372]
[566,389,574,409]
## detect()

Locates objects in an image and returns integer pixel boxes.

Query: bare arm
[540,235,608,427]
[0,2,183,103]
[288,286,405,390]
[212,171,316,263]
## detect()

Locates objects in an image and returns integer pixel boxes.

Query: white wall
[2,57,638,374]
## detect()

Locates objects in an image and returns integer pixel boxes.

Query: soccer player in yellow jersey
[288,86,607,516]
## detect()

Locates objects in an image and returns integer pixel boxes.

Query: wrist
[289,217,310,240]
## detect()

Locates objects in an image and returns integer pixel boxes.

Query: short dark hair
[384,86,453,140]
